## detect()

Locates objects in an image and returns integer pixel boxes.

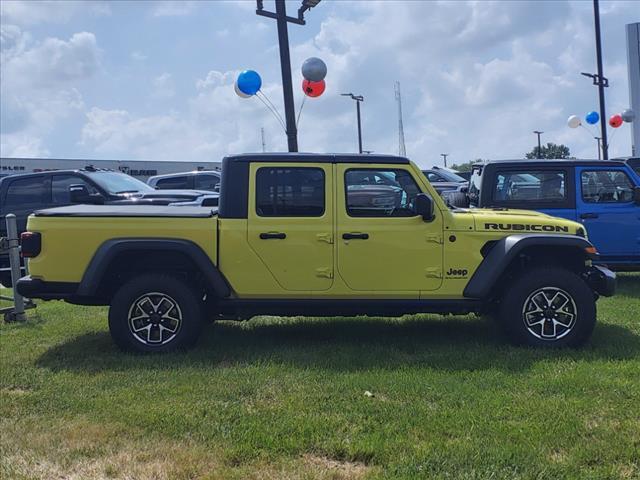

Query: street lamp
[341,93,364,154]
[256,0,322,152]
[533,130,543,158]
[440,153,448,168]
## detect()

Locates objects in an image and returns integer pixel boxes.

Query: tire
[497,267,596,348]
[446,191,470,208]
[108,273,204,353]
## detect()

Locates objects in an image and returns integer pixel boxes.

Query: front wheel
[108,273,204,353]
[497,267,596,347]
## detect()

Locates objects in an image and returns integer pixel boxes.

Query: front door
[247,163,334,291]
[576,167,640,261]
[336,165,443,292]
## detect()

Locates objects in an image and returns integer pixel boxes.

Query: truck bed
[33,205,217,218]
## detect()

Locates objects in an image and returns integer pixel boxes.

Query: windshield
[437,169,467,183]
[85,171,154,194]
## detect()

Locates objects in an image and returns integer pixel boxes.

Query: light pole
[256,0,322,152]
[533,130,543,158]
[580,0,609,159]
[595,136,602,160]
[341,93,364,153]
[440,153,448,168]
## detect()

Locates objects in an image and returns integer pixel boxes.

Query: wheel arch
[76,238,231,300]
[463,234,597,300]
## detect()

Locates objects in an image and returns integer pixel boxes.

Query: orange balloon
[302,79,325,97]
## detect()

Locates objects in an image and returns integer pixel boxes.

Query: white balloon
[234,81,251,98]
[621,109,635,123]
[301,57,327,82]
[567,115,581,128]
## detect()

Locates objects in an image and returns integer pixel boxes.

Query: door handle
[342,232,369,240]
[259,232,286,239]
[580,213,599,219]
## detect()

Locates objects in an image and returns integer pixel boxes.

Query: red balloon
[302,79,325,97]
[609,114,623,128]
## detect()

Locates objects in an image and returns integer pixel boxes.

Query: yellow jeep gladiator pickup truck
[17,153,615,352]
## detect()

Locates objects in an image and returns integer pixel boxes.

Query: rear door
[247,163,334,291]
[336,164,443,293]
[576,166,640,260]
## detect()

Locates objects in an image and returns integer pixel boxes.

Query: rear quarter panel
[26,215,217,283]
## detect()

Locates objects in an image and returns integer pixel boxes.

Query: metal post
[595,137,602,160]
[593,0,608,159]
[275,0,298,152]
[356,100,363,154]
[6,214,25,321]
[534,131,543,158]
[440,153,448,168]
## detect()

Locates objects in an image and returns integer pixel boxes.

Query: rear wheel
[497,267,596,347]
[108,273,204,353]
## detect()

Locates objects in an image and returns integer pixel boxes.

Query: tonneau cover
[33,205,217,218]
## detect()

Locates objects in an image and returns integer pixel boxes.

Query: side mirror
[69,184,103,205]
[414,193,435,221]
[634,186,640,205]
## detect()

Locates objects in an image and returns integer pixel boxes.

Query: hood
[468,208,584,235]
[137,189,217,199]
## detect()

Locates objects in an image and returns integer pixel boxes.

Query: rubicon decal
[484,223,569,233]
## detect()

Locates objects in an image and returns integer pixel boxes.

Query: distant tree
[526,143,571,159]
[450,160,480,172]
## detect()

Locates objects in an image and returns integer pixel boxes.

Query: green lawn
[1,275,639,479]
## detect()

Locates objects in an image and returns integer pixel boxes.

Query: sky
[0,0,638,168]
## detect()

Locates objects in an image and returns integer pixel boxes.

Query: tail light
[20,232,41,258]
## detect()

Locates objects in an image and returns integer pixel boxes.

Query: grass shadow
[37,313,640,374]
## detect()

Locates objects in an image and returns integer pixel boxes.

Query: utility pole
[533,130,543,158]
[395,81,406,157]
[256,0,322,152]
[440,153,448,168]
[581,0,609,159]
[261,127,266,152]
[341,93,364,153]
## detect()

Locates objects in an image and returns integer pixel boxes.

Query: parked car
[148,170,221,192]
[422,166,468,195]
[449,159,640,271]
[17,153,613,352]
[0,167,217,286]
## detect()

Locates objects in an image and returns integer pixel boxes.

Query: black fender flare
[76,238,231,298]
[463,234,597,299]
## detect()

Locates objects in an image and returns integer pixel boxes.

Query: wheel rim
[127,292,183,346]
[522,287,577,341]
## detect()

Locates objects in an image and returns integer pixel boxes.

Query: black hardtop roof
[223,152,410,164]
[472,158,627,168]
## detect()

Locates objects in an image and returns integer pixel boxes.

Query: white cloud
[151,73,175,98]
[0,133,50,158]
[130,50,147,62]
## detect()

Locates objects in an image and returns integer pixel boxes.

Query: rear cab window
[489,168,573,208]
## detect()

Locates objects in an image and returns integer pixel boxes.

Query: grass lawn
[1,275,639,479]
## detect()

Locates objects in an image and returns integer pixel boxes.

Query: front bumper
[584,265,616,297]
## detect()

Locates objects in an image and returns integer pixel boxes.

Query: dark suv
[0,167,216,286]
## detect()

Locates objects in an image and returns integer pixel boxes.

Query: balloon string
[580,124,598,138]
[255,93,286,132]
[257,91,287,130]
[606,125,619,150]
[296,95,307,128]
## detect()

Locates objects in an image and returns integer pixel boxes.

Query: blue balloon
[237,70,262,96]
[585,111,600,125]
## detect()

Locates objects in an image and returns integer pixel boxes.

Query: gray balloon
[301,57,327,82]
[621,109,635,123]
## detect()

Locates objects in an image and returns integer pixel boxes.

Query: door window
[5,176,49,207]
[156,176,189,189]
[425,172,445,183]
[581,170,634,203]
[493,170,567,203]
[52,175,98,203]
[256,167,324,217]
[345,169,421,217]
[194,173,220,191]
